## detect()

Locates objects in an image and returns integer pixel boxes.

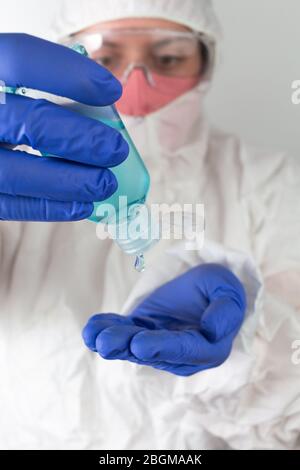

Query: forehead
[78,19,196,52]
[81,17,192,34]
[86,34,199,55]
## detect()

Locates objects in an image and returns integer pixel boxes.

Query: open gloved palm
[82,263,246,376]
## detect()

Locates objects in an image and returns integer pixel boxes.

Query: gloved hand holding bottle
[0,33,129,221]
[82,264,247,376]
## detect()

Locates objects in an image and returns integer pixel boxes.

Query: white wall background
[206,0,300,157]
[0,0,299,157]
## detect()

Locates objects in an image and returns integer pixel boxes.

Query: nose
[121,63,155,86]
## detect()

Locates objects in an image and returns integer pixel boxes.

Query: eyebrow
[102,40,121,48]
[101,37,190,49]
[152,38,190,49]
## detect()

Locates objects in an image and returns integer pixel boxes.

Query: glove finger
[130,329,233,366]
[200,297,245,342]
[82,314,132,352]
[0,94,129,168]
[0,193,93,221]
[95,326,173,369]
[0,147,117,202]
[0,33,122,105]
[192,263,247,310]
[86,318,171,366]
[89,322,214,373]
[96,324,145,360]
[187,263,246,341]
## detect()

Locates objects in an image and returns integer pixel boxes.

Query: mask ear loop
[120,63,156,87]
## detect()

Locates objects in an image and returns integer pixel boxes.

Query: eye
[96,57,113,67]
[94,56,116,68]
[155,55,185,67]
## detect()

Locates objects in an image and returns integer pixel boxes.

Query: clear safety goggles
[62,28,215,85]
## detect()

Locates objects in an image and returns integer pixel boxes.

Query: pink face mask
[116,69,201,117]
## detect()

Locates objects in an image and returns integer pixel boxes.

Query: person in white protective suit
[0,0,299,450]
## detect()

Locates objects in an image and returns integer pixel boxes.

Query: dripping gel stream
[134,253,145,273]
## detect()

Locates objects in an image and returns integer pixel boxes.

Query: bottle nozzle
[106,203,159,256]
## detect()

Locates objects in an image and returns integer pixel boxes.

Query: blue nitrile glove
[0,33,129,221]
[82,264,247,376]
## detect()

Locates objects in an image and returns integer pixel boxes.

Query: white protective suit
[0,0,300,450]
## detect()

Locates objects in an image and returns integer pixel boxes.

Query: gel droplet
[134,253,145,273]
[71,43,88,56]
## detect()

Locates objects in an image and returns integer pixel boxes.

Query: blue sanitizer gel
[65,97,158,259]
